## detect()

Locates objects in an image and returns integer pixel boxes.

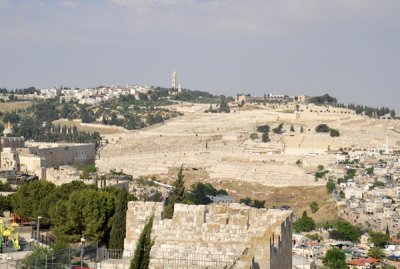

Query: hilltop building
[0,136,95,180]
[2,122,14,136]
[235,94,311,104]
[171,71,182,92]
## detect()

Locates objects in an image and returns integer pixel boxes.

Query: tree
[326,180,336,194]
[369,231,389,248]
[130,215,154,269]
[272,123,284,134]
[250,133,259,140]
[219,98,230,113]
[50,188,115,244]
[262,132,270,143]
[339,190,345,199]
[293,211,316,233]
[253,199,266,209]
[300,126,304,133]
[330,128,340,137]
[315,124,330,133]
[329,220,361,242]
[187,183,227,205]
[368,247,385,260]
[22,244,52,268]
[290,124,295,132]
[365,167,374,175]
[322,248,347,269]
[240,197,252,206]
[109,188,129,249]
[310,201,319,213]
[256,125,270,133]
[11,180,56,224]
[187,183,212,205]
[164,165,186,219]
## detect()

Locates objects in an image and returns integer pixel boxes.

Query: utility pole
[37,216,42,242]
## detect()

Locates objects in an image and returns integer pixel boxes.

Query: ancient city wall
[124,201,292,269]
[26,143,95,167]
[0,137,25,149]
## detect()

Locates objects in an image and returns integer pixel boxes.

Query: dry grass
[218,181,337,224]
[158,167,337,225]
[0,102,32,112]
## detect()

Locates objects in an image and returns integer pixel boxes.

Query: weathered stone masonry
[124,201,293,269]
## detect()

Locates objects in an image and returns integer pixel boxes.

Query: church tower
[172,71,178,89]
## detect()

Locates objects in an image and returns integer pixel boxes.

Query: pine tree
[386,225,390,236]
[130,215,154,269]
[290,124,295,132]
[109,188,129,250]
[164,165,186,219]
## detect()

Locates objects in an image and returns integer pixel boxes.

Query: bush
[323,248,346,268]
[339,190,345,199]
[310,201,319,213]
[262,132,270,143]
[272,123,284,134]
[326,180,336,193]
[256,125,270,133]
[315,124,330,133]
[329,220,362,242]
[250,133,259,140]
[330,128,340,137]
[315,170,328,179]
[369,231,389,248]
[293,211,316,233]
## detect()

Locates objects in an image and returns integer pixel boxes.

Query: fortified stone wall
[0,137,25,149]
[124,201,292,269]
[26,143,95,167]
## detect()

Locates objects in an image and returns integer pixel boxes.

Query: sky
[0,0,399,112]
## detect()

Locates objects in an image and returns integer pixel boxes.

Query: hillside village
[1,86,400,268]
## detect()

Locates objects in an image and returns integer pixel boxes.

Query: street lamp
[37,216,42,242]
[80,237,86,268]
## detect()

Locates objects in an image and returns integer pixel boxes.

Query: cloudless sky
[0,0,399,112]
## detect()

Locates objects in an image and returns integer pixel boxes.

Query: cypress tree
[109,187,129,250]
[173,165,186,203]
[164,165,186,219]
[130,215,154,269]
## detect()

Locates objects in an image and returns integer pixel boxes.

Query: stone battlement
[124,202,292,269]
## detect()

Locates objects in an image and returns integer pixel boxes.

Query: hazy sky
[0,0,399,112]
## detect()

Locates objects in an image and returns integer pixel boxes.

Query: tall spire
[172,71,178,89]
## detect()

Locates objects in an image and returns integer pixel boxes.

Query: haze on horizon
[0,0,399,112]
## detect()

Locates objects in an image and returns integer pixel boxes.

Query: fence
[97,247,134,260]
[0,243,99,269]
[31,230,56,247]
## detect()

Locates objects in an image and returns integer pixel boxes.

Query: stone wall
[0,137,25,149]
[26,143,95,167]
[124,201,293,269]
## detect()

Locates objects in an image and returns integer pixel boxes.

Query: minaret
[172,71,178,89]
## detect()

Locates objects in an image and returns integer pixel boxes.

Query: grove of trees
[10,180,134,245]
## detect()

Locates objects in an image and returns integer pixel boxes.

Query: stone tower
[172,71,178,89]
